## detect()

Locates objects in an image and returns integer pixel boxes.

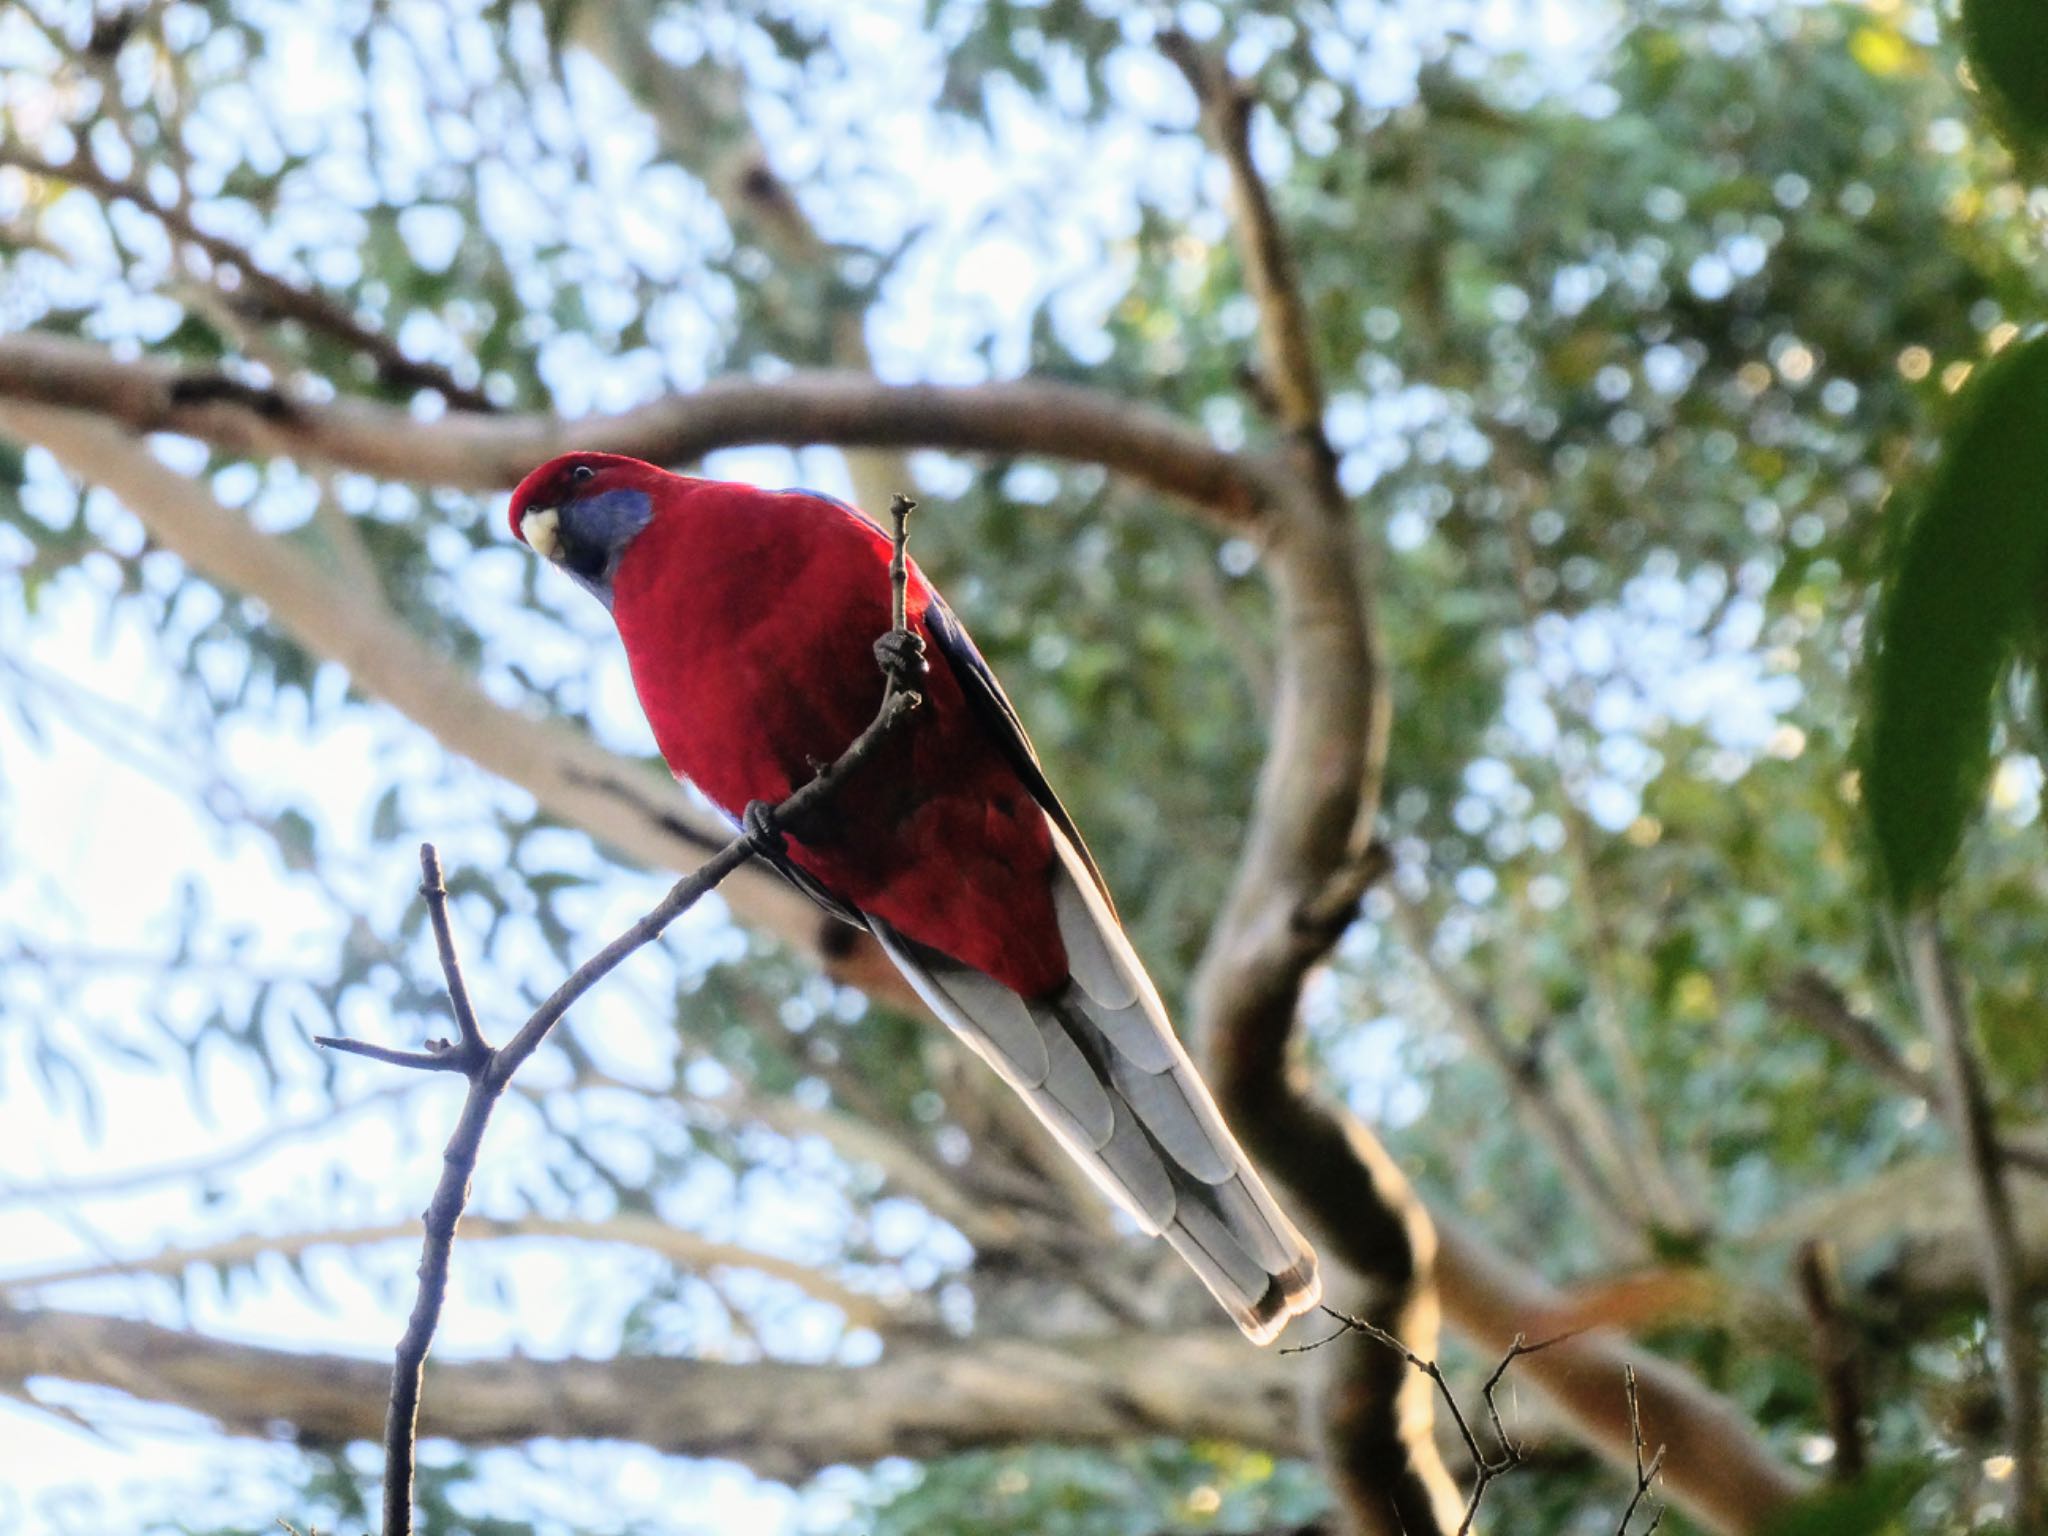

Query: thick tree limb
[1168,30,1801,1536]
[0,1308,1301,1479]
[1167,30,1451,1536]
[0,333,1264,523]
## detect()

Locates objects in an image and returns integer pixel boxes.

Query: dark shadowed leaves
[1862,334,2048,904]
[1758,1462,1932,1536]
[1961,0,2048,153]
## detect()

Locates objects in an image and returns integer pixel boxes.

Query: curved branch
[1169,30,1803,1536]
[1161,30,1324,432]
[1168,31,1450,1536]
[0,1308,1301,1479]
[0,1216,907,1329]
[0,333,1264,524]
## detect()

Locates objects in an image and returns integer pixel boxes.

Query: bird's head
[508,452,668,606]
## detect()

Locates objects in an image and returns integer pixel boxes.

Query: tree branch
[0,1216,907,1329]
[1165,29,1451,1536]
[0,147,494,411]
[0,1307,1303,1477]
[1904,909,2041,1530]
[320,490,924,1534]
[1160,30,1324,433]
[1793,1238,1867,1481]
[0,333,1266,523]
[1390,897,1646,1256]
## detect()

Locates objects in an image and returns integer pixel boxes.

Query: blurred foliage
[854,1442,1327,1536]
[5,0,2048,1533]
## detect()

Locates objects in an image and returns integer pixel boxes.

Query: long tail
[869,825,1320,1344]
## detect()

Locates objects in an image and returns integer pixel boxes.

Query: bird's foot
[741,800,785,859]
[873,629,928,694]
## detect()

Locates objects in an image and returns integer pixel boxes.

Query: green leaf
[1862,334,2048,904]
[1961,0,2048,151]
[1760,1463,1932,1536]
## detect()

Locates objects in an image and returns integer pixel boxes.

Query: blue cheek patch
[562,488,655,607]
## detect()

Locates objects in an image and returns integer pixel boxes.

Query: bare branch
[1775,970,1938,1102]
[1290,1308,1571,1534]
[1435,1212,1803,1533]
[1160,30,1324,433]
[1391,897,1646,1255]
[1904,910,2041,1530]
[0,146,494,411]
[0,1217,906,1328]
[0,1307,1302,1476]
[310,1036,471,1073]
[1776,971,2048,1179]
[1793,1239,1867,1481]
[417,846,486,1059]
[318,502,926,1536]
[1618,1366,1667,1535]
[0,333,1267,523]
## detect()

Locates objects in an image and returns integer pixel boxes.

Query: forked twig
[1287,1304,1572,1534]
[315,499,924,1536]
[1618,1364,1668,1535]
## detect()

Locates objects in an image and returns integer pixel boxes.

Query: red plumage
[509,452,1321,1343]
[609,477,1068,996]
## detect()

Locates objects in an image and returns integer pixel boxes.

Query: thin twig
[1286,1305,1571,1534]
[1904,909,2042,1531]
[1775,970,1937,1101]
[0,144,493,410]
[1617,1365,1666,1535]
[1390,897,1644,1255]
[317,501,925,1536]
[1776,969,2048,1179]
[419,846,487,1059]
[1793,1238,1867,1480]
[887,492,915,635]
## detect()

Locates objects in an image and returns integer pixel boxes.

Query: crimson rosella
[509,453,1320,1342]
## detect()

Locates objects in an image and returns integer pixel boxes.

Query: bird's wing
[921,593,1115,910]
[757,500,1319,1339]
[868,819,1320,1343]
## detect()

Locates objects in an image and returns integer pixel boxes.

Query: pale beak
[520,506,564,562]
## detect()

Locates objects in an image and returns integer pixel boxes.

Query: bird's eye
[569,464,597,485]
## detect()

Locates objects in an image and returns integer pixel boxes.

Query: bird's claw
[874,629,928,693]
[742,800,785,858]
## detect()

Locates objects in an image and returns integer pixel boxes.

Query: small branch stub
[887,492,916,636]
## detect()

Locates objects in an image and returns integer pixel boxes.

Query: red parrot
[509,452,1319,1342]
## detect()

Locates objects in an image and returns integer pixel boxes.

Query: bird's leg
[873,628,928,694]
[741,800,785,859]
